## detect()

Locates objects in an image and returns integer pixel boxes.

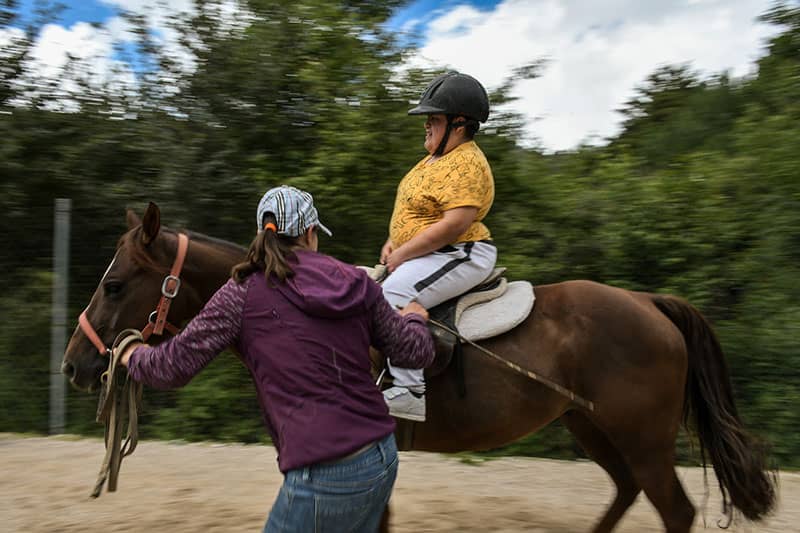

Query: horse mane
[119,226,246,275]
[185,230,247,256]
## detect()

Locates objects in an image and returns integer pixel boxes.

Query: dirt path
[1,434,795,532]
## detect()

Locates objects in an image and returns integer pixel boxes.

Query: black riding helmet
[408,72,490,156]
[408,71,490,122]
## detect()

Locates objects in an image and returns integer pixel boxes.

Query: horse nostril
[61,361,75,379]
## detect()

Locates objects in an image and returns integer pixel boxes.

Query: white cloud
[31,23,112,79]
[431,4,487,34]
[100,0,200,74]
[400,16,424,34]
[104,15,137,43]
[407,0,779,151]
[15,21,135,109]
[100,0,196,28]
[0,26,25,47]
[13,0,250,108]
[15,0,780,144]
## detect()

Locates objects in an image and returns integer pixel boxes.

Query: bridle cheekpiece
[79,233,190,356]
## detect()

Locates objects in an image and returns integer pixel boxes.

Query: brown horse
[62,203,776,532]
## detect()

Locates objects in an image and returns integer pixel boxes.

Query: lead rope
[428,318,596,412]
[91,329,144,498]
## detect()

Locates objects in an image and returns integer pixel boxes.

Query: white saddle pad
[357,265,535,342]
[457,281,535,341]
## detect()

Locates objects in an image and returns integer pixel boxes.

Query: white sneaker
[383,386,426,422]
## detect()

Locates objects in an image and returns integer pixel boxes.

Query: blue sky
[6,0,781,151]
[14,0,500,34]
[387,0,501,40]
[10,0,498,76]
[15,0,115,28]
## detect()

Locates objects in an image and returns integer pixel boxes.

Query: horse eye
[104,281,124,297]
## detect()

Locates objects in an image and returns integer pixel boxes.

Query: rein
[92,329,144,498]
[80,233,190,497]
[428,318,596,412]
[368,263,594,410]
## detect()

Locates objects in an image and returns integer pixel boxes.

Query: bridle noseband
[79,233,190,356]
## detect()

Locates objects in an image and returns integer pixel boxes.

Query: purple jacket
[129,249,434,472]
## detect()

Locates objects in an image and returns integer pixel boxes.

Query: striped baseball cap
[256,185,332,237]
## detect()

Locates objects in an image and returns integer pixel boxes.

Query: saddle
[425,269,534,378]
[361,265,536,391]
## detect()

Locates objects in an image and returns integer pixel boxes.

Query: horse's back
[413,279,690,452]
[527,280,689,419]
[532,279,685,353]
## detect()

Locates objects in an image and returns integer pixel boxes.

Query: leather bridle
[79,233,190,356]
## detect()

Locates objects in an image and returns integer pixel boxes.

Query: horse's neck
[181,236,246,302]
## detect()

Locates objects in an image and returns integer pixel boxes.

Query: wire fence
[2,196,180,437]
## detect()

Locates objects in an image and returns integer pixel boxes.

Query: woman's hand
[399,301,428,321]
[118,341,144,367]
[380,238,394,265]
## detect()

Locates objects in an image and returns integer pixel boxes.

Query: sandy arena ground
[1,434,796,532]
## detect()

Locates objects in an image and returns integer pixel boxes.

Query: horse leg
[562,411,640,533]
[627,450,695,533]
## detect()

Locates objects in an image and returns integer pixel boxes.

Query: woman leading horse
[70,186,435,532]
[63,198,775,532]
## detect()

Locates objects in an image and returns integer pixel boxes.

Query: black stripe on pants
[413,241,475,292]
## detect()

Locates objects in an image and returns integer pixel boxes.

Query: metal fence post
[50,198,71,434]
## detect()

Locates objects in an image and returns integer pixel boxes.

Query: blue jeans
[264,433,398,533]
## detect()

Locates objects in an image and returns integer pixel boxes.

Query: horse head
[62,202,205,391]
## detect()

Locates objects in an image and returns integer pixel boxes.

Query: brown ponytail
[231,213,299,284]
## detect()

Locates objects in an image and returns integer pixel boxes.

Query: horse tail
[651,295,776,522]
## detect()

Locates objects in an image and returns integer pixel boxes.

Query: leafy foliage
[1,1,798,467]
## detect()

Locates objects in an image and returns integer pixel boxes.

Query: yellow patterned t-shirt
[389,140,494,247]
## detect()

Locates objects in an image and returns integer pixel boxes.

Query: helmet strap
[434,115,456,156]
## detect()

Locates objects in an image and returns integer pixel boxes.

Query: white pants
[383,241,497,389]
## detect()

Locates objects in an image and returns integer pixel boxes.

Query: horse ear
[126,209,141,230]
[141,202,161,245]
